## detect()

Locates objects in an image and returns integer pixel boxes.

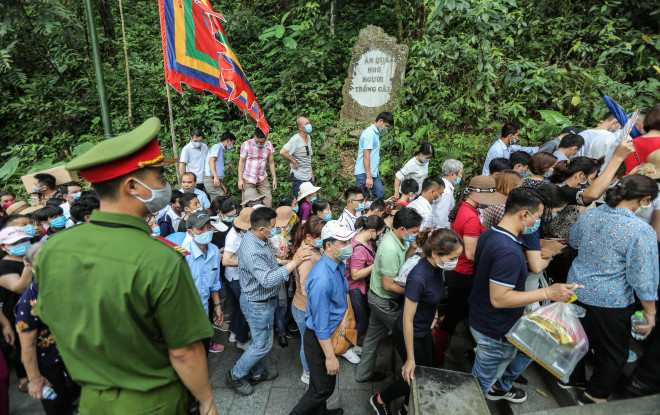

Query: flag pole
[166,83,182,188]
[83,0,113,139]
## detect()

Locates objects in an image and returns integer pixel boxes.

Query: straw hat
[241,188,265,206]
[21,205,43,215]
[234,207,254,230]
[297,182,321,201]
[5,201,29,216]
[465,176,507,205]
[645,149,660,180]
[275,206,295,228]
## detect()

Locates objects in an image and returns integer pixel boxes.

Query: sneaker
[209,342,224,353]
[228,333,236,343]
[226,369,253,396]
[353,345,363,356]
[236,341,250,351]
[301,372,310,385]
[557,380,586,390]
[486,386,527,403]
[341,348,361,364]
[369,394,391,415]
[513,374,528,385]
[249,368,279,385]
[628,349,638,363]
[215,321,230,331]
[577,392,596,405]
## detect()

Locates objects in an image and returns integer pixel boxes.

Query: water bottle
[27,383,57,400]
[631,311,648,341]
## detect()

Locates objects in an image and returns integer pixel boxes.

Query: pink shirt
[240,139,274,184]
[345,238,376,294]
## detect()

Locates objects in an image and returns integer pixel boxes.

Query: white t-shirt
[282,133,313,181]
[180,141,209,183]
[434,177,455,229]
[408,196,434,230]
[587,133,618,160]
[577,129,616,158]
[224,227,244,282]
[395,157,429,194]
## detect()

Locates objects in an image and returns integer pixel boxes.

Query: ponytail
[355,215,386,232]
[550,157,597,184]
[422,229,464,257]
[292,215,324,253]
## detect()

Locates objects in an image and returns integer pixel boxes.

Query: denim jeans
[291,306,309,374]
[349,289,370,342]
[291,173,314,199]
[275,302,287,336]
[227,280,249,344]
[470,327,532,395]
[232,296,276,379]
[355,173,385,200]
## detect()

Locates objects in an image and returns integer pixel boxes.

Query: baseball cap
[320,220,356,242]
[0,226,30,245]
[186,211,212,229]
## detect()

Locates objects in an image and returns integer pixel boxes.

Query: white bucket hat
[297,182,321,202]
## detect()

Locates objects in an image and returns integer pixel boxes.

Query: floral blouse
[15,282,62,368]
[567,205,659,308]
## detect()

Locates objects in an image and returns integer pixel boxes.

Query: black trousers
[380,325,434,406]
[438,270,473,335]
[632,315,660,393]
[289,330,337,415]
[41,363,80,415]
[570,302,634,399]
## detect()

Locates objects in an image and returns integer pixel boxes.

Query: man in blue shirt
[482,123,538,175]
[227,207,311,396]
[183,212,224,354]
[354,112,394,199]
[469,188,579,402]
[179,172,211,209]
[289,220,356,415]
[204,132,236,201]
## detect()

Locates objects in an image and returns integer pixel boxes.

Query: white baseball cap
[320,220,356,242]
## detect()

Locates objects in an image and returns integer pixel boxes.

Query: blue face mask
[323,213,332,221]
[403,229,417,243]
[72,192,82,200]
[193,230,213,245]
[454,177,461,186]
[305,124,313,134]
[227,145,234,151]
[355,202,366,212]
[24,225,36,237]
[310,196,318,203]
[152,227,161,236]
[523,212,541,234]
[49,216,67,229]
[9,241,31,257]
[263,226,277,239]
[292,206,299,213]
[314,239,323,248]
[254,143,265,149]
[543,171,553,179]
[420,157,430,164]
[223,216,235,223]
[32,185,41,193]
[546,212,558,222]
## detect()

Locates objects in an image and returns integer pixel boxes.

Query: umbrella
[597,88,642,138]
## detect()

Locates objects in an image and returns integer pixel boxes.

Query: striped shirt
[282,133,313,181]
[237,231,289,301]
[240,139,274,184]
[338,208,361,232]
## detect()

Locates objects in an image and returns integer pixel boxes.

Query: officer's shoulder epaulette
[151,235,190,256]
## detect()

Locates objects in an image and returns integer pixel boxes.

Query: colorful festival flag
[158,0,270,135]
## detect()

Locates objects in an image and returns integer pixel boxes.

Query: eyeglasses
[305,146,310,156]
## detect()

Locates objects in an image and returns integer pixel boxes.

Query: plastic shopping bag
[506,301,589,382]
[394,255,421,286]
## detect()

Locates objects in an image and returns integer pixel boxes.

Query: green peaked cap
[66,117,162,172]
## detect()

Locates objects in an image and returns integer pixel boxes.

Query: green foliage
[0,0,658,202]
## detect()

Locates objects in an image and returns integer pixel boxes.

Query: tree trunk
[95,0,115,40]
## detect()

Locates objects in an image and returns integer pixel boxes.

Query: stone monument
[340,25,409,123]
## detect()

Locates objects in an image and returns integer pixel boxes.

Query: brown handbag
[310,293,358,355]
[331,294,358,355]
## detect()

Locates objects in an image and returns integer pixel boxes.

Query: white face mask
[635,200,652,216]
[434,254,458,271]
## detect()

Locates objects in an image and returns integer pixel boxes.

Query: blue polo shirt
[469,226,528,339]
[182,240,222,316]
[305,254,348,340]
[204,143,226,179]
[354,124,381,177]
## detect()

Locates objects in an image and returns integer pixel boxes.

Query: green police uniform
[35,118,213,414]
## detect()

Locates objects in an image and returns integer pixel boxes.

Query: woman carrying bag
[289,221,358,415]
[370,229,464,415]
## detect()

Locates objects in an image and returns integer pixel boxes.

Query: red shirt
[625,136,660,173]
[451,202,485,275]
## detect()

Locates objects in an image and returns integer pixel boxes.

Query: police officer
[35,118,218,414]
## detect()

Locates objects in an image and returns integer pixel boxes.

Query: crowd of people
[0,106,659,415]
